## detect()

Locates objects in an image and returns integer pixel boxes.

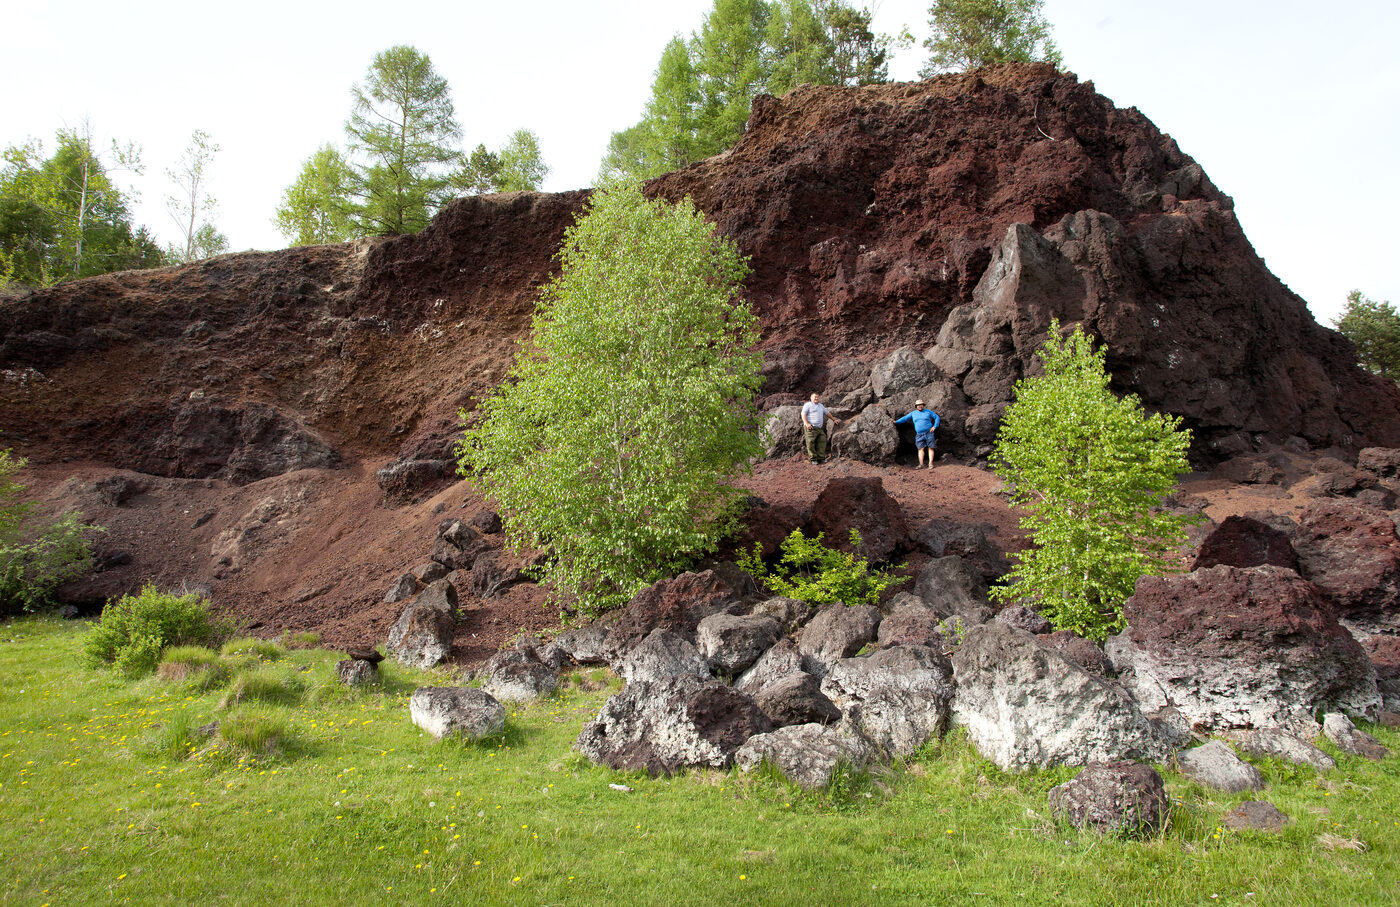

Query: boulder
[1175,741,1265,793]
[1222,801,1289,832]
[1234,728,1336,772]
[550,622,613,666]
[383,573,419,604]
[695,612,782,675]
[798,604,881,676]
[870,346,935,399]
[387,602,454,670]
[913,519,1009,581]
[410,687,505,740]
[479,645,560,702]
[376,458,450,502]
[830,404,900,465]
[734,722,871,790]
[952,622,1170,770]
[753,672,842,727]
[914,556,994,624]
[603,570,739,658]
[807,476,909,563]
[618,629,712,684]
[877,609,948,648]
[1120,565,1381,731]
[996,605,1052,635]
[735,638,804,696]
[335,658,378,686]
[1358,448,1400,478]
[466,552,524,600]
[575,673,772,774]
[1048,762,1169,836]
[1191,515,1299,571]
[467,509,503,534]
[763,405,805,458]
[414,578,458,613]
[1362,635,1400,711]
[413,562,448,584]
[1295,500,1400,632]
[750,596,815,633]
[1042,631,1112,678]
[821,645,955,755]
[1322,712,1392,760]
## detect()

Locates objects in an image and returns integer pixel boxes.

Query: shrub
[0,445,98,615]
[219,708,289,755]
[457,180,764,614]
[989,320,1194,639]
[84,585,221,676]
[221,668,304,708]
[740,528,907,607]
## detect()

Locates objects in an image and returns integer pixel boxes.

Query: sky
[2,0,1396,323]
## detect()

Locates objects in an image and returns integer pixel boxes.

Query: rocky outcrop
[1120,565,1381,731]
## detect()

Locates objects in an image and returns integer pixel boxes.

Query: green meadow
[2,617,1397,906]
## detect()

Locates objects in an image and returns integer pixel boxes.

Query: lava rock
[1234,728,1336,772]
[336,658,378,686]
[806,476,909,563]
[1322,712,1392,760]
[1048,762,1169,836]
[821,645,956,756]
[735,638,805,696]
[753,672,842,727]
[1175,741,1265,793]
[798,604,881,677]
[603,570,739,659]
[914,556,994,625]
[387,602,454,670]
[383,572,419,604]
[1192,515,1299,571]
[617,629,712,684]
[479,645,559,703]
[735,722,871,790]
[1222,801,1289,832]
[995,605,1052,635]
[410,687,505,740]
[1295,500,1400,632]
[696,612,782,675]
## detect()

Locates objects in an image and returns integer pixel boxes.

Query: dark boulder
[1048,762,1169,836]
[1192,515,1299,571]
[807,476,909,563]
[603,570,740,658]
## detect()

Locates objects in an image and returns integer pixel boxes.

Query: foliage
[457,179,764,613]
[601,0,899,180]
[989,320,1193,639]
[0,128,163,287]
[220,636,285,661]
[739,528,907,606]
[345,45,462,236]
[83,584,223,676]
[1333,289,1400,380]
[453,129,551,195]
[0,446,97,615]
[920,0,1062,75]
[165,129,228,264]
[273,144,357,246]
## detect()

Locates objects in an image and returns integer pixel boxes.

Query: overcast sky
[2,0,1395,323]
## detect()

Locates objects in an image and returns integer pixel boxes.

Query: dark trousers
[804,425,829,462]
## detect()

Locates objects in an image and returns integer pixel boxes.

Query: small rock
[383,573,419,604]
[336,658,378,686]
[1222,801,1289,832]
[1235,727,1336,772]
[1176,741,1265,793]
[410,687,505,740]
[1322,712,1392,760]
[734,722,871,790]
[1048,762,1169,836]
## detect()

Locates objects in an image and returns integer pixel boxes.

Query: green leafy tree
[0,129,162,286]
[1334,290,1400,380]
[345,45,462,235]
[1,446,97,615]
[989,321,1193,640]
[739,528,907,605]
[920,0,1062,75]
[601,0,897,180]
[273,144,357,246]
[454,130,551,195]
[457,180,765,613]
[165,129,228,264]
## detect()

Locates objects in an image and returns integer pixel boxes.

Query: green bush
[0,446,98,615]
[989,320,1194,639]
[83,585,221,676]
[740,528,906,606]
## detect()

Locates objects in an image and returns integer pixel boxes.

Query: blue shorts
[915,429,936,450]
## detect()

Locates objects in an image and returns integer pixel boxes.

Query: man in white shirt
[800,392,839,464]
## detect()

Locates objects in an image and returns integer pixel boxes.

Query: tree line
[3,0,1064,288]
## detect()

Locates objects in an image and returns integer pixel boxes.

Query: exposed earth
[3,63,1399,666]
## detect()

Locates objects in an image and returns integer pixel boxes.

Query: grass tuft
[220,636,286,661]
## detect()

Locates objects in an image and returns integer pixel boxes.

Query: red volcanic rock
[1192,515,1299,572]
[1121,565,1380,730]
[1295,499,1400,631]
[602,570,739,658]
[807,476,909,563]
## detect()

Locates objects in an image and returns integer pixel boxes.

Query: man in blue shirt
[893,399,940,468]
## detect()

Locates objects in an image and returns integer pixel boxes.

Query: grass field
[2,616,1398,906]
